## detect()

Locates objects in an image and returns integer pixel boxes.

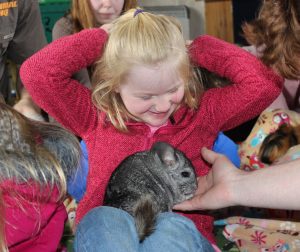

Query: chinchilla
[103,141,197,242]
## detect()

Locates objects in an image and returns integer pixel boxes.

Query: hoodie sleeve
[20,28,108,137]
[189,35,283,131]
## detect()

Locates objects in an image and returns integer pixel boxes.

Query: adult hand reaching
[175,147,300,211]
[174,147,241,211]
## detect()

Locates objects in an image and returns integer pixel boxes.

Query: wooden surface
[205,0,234,43]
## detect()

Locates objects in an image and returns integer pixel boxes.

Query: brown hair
[70,0,138,32]
[259,124,300,164]
[242,0,300,79]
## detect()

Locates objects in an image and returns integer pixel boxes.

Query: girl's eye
[140,96,152,100]
[169,87,178,93]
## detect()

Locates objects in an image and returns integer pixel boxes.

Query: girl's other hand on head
[186,40,193,47]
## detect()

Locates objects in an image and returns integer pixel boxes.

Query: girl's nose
[101,0,112,7]
[154,97,171,112]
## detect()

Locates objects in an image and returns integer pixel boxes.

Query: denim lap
[74,206,214,252]
[74,206,139,252]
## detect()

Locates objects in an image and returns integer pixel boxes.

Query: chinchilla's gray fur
[104,142,197,242]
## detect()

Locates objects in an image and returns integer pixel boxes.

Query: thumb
[201,147,220,165]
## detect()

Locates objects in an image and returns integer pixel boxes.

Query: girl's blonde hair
[242,0,300,79]
[92,9,202,131]
[0,102,81,250]
[70,0,138,32]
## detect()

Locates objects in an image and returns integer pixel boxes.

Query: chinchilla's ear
[151,142,178,168]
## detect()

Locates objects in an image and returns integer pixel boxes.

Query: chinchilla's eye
[181,171,190,177]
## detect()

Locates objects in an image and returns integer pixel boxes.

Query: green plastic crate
[39,0,71,42]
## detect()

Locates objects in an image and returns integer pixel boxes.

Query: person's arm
[8,0,47,119]
[174,147,300,211]
[52,16,73,41]
[13,88,44,121]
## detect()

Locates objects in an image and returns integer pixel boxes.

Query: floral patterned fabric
[217,216,300,251]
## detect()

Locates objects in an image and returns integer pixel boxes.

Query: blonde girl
[21,8,282,250]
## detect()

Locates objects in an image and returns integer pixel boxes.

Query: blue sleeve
[213,132,240,168]
[67,140,89,202]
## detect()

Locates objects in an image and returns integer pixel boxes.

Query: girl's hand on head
[185,40,193,47]
[100,23,113,34]
[173,147,241,211]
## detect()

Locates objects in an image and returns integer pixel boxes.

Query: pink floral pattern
[251,230,267,245]
[219,216,300,251]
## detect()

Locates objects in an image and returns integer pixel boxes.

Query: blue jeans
[74,206,214,252]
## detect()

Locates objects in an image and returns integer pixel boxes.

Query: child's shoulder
[52,14,73,39]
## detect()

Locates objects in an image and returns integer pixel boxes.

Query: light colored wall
[139,0,205,39]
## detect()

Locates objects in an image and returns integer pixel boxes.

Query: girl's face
[89,0,124,25]
[117,62,185,127]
